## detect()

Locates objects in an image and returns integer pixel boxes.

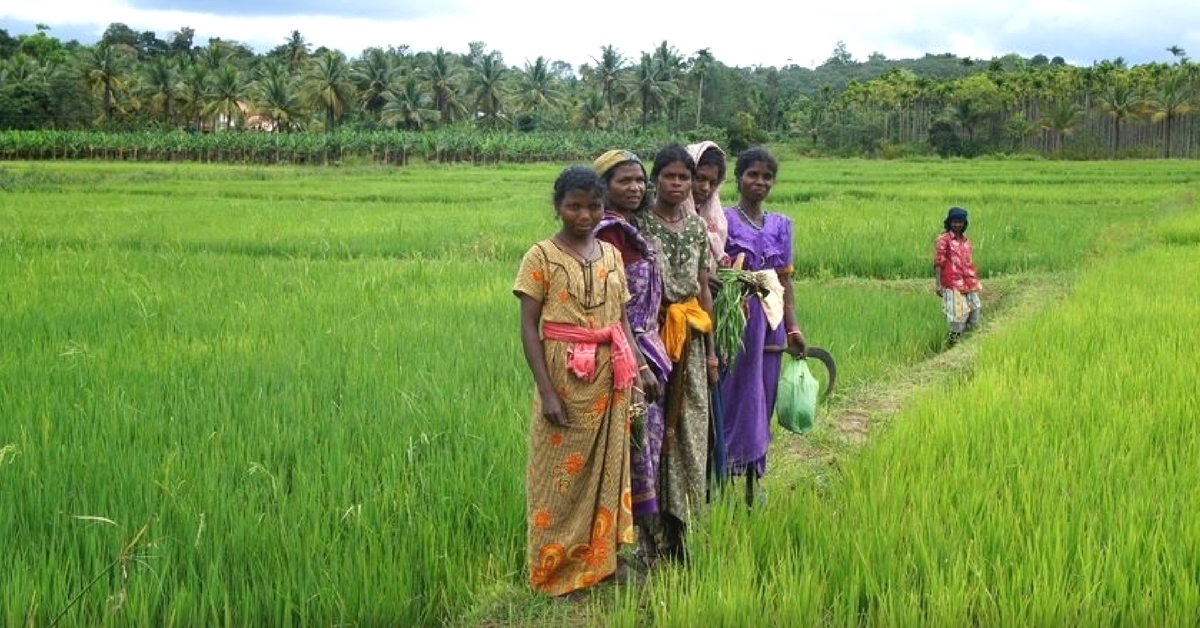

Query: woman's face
[604,163,646,213]
[556,189,604,238]
[692,164,721,205]
[655,160,693,207]
[737,160,775,204]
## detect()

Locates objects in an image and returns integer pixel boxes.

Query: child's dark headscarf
[944,206,969,232]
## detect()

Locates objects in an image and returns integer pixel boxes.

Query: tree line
[1,23,1197,159]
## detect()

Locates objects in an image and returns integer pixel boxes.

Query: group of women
[513,143,807,597]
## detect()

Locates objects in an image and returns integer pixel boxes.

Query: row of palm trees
[1,32,714,134]
[2,30,1198,157]
[818,51,1198,157]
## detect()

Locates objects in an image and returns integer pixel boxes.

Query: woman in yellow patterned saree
[513,166,657,596]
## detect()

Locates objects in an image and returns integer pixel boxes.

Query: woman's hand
[786,329,807,358]
[638,367,659,402]
[706,355,720,387]
[539,390,567,427]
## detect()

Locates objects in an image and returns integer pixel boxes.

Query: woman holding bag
[719,147,806,508]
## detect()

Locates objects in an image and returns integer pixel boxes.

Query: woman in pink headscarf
[681,141,731,490]
[681,141,730,274]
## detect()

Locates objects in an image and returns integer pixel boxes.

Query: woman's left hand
[706,356,720,387]
[787,330,807,358]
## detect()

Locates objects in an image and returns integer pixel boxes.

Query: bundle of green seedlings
[713,267,760,369]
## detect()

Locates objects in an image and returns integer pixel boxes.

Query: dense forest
[1,23,1198,160]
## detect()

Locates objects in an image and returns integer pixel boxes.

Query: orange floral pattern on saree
[514,241,635,597]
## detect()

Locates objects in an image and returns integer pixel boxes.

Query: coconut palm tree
[179,59,210,130]
[690,48,714,127]
[283,30,310,73]
[422,48,465,126]
[1094,75,1141,157]
[381,77,438,130]
[467,51,508,129]
[82,42,129,123]
[634,52,673,130]
[651,41,685,128]
[1005,112,1039,152]
[948,99,986,143]
[252,61,305,132]
[197,39,233,71]
[203,63,246,130]
[141,56,182,127]
[352,47,398,122]
[1142,71,1193,158]
[574,90,606,130]
[515,56,563,120]
[1040,99,1082,152]
[2,53,44,85]
[304,49,353,131]
[591,45,625,130]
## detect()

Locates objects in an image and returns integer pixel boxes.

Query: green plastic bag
[776,353,818,434]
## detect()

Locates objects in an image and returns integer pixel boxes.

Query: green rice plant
[772,158,1191,279]
[2,158,1196,627]
[711,268,753,366]
[607,222,1200,627]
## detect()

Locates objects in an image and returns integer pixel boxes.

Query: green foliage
[928,120,962,157]
[3,24,1198,157]
[726,111,767,154]
[0,129,678,164]
[1,158,1194,627]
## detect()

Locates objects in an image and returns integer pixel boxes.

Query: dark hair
[697,146,726,181]
[734,146,779,179]
[553,166,606,207]
[650,143,696,181]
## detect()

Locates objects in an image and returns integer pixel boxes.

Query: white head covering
[682,140,729,270]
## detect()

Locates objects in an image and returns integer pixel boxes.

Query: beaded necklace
[736,205,765,231]
[654,208,685,224]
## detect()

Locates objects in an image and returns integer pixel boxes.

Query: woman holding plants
[719,146,806,508]
[513,166,655,596]
[635,143,716,563]
[592,149,668,569]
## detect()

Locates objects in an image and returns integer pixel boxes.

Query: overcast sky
[4,0,1198,70]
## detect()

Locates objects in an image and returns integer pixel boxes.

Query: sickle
[764,344,837,402]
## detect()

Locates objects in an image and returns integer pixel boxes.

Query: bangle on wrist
[638,364,650,372]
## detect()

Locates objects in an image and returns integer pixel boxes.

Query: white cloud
[3,0,1197,69]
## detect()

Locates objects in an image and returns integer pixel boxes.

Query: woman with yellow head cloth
[592,149,668,569]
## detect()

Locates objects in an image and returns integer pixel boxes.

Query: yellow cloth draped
[661,297,713,363]
[593,149,643,178]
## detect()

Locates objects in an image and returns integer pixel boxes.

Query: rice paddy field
[2,157,1198,627]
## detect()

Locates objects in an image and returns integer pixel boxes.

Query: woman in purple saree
[719,147,807,507]
[592,149,669,567]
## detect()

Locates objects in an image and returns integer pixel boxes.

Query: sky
[3,0,1199,71]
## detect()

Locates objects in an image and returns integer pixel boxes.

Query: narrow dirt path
[461,275,1065,628]
[775,273,1062,477]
